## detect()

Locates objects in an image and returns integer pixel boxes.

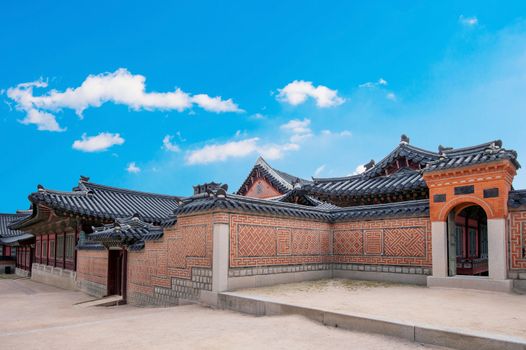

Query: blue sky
[1,1,526,212]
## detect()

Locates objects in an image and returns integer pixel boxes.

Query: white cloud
[280,118,313,143]
[320,129,352,137]
[277,80,345,107]
[162,135,181,152]
[6,68,243,131]
[126,162,141,173]
[185,137,300,165]
[186,138,260,164]
[280,118,311,134]
[352,164,367,175]
[459,15,478,26]
[386,92,397,101]
[314,164,326,177]
[72,132,125,152]
[359,78,388,88]
[249,113,266,120]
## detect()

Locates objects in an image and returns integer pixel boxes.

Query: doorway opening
[447,204,488,277]
[107,249,127,298]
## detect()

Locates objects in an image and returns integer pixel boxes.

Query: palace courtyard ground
[0,278,447,350]
[234,279,526,339]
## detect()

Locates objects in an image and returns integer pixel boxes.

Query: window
[56,235,64,259]
[49,240,55,258]
[36,240,41,258]
[480,224,488,258]
[468,228,477,257]
[455,225,463,257]
[42,240,47,259]
[65,233,75,260]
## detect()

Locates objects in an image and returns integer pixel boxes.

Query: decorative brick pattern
[291,229,320,255]
[238,225,276,257]
[77,249,108,287]
[334,230,363,255]
[230,214,332,267]
[384,227,425,257]
[364,230,382,255]
[510,210,526,271]
[277,228,291,255]
[332,218,431,267]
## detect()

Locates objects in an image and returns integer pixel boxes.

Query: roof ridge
[82,181,182,199]
[443,140,501,155]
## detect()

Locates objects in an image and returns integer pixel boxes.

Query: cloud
[162,135,181,152]
[280,118,313,143]
[185,137,300,165]
[359,78,388,88]
[352,164,366,175]
[386,92,397,101]
[6,68,243,131]
[249,113,266,120]
[314,164,326,177]
[321,129,352,137]
[277,80,345,107]
[126,162,141,173]
[72,132,125,152]
[459,15,478,26]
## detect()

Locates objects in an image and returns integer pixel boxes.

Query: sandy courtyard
[0,278,448,350]
[234,279,526,339]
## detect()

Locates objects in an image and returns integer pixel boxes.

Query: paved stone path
[0,278,448,349]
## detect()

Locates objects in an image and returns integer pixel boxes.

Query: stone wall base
[77,279,106,298]
[31,263,77,290]
[15,267,30,277]
[427,276,513,293]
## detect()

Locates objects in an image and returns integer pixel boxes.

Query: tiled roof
[307,167,426,197]
[174,190,429,222]
[0,213,30,238]
[237,157,311,195]
[424,140,520,172]
[305,139,519,200]
[270,190,340,209]
[508,190,526,209]
[88,215,163,250]
[15,177,182,226]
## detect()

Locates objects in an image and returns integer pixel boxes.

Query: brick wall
[76,249,108,297]
[127,214,213,306]
[332,217,431,268]
[229,213,432,277]
[509,209,526,280]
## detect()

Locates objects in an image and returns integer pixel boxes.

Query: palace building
[8,136,526,305]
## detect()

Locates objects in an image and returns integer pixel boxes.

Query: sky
[1,1,526,212]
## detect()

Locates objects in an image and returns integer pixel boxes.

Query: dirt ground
[0,278,449,350]
[235,279,526,339]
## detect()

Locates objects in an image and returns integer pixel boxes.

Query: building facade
[9,136,526,305]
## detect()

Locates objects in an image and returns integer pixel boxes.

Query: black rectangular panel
[454,185,475,195]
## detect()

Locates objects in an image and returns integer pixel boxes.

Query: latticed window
[65,233,75,260]
[56,235,64,259]
[468,228,477,257]
[36,241,41,258]
[480,224,488,258]
[49,240,55,258]
[42,240,47,258]
[455,225,463,257]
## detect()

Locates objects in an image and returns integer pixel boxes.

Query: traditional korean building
[8,136,526,306]
[0,212,32,275]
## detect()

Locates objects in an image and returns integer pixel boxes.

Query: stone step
[74,295,124,308]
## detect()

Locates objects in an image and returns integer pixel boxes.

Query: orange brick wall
[510,209,526,270]
[332,217,432,267]
[424,160,516,221]
[245,178,283,199]
[229,213,431,268]
[127,214,213,299]
[77,249,108,286]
